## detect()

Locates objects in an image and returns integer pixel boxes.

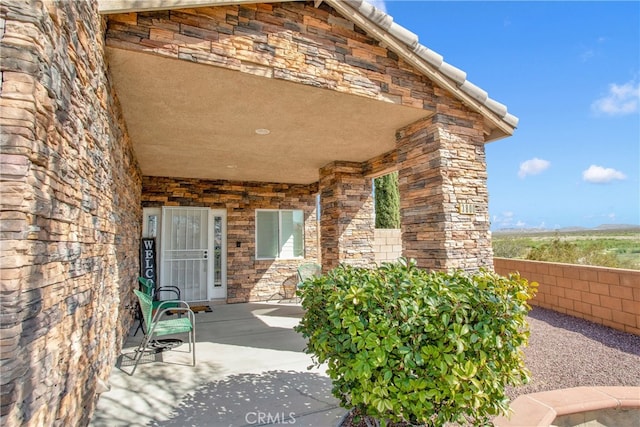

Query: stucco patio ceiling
[107,48,429,184]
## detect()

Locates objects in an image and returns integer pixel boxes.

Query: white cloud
[492,211,525,229]
[518,157,550,178]
[591,80,640,116]
[579,37,606,62]
[492,212,547,230]
[367,0,387,12]
[582,165,627,184]
[580,49,595,62]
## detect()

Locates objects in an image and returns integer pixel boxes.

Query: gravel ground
[507,306,640,399]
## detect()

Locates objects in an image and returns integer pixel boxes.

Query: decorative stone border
[493,386,640,427]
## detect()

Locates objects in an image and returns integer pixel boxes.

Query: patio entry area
[90,301,640,427]
[90,302,346,426]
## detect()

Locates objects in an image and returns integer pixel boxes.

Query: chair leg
[191,326,196,366]
[133,317,146,336]
[133,305,146,336]
[129,334,152,376]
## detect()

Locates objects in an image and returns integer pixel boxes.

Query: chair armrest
[157,285,181,292]
[155,286,181,300]
[156,299,189,310]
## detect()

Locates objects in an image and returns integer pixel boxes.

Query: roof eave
[326,0,518,142]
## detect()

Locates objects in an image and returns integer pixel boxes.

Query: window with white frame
[256,210,304,259]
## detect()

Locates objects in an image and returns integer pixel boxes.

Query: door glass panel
[214,215,222,288]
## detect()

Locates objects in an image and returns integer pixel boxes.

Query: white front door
[160,207,226,301]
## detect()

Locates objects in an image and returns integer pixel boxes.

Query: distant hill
[557,226,588,232]
[493,224,640,234]
[593,224,640,230]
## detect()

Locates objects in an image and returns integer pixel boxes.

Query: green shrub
[526,237,579,264]
[527,237,621,268]
[492,237,531,259]
[295,259,537,426]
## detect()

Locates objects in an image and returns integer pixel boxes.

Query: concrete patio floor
[90,302,346,427]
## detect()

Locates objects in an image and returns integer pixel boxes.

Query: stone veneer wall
[397,113,493,272]
[104,1,495,272]
[495,258,640,335]
[141,176,319,303]
[1,1,142,426]
[104,1,436,111]
[319,161,375,270]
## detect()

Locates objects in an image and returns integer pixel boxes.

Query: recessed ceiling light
[226,165,237,169]
[255,128,271,135]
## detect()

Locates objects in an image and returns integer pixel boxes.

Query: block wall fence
[374,228,402,265]
[494,258,640,335]
[371,234,640,335]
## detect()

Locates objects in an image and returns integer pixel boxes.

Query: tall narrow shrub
[374,172,400,229]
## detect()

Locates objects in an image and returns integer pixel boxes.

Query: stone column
[319,161,375,271]
[397,112,493,272]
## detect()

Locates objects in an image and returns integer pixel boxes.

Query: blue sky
[375,1,639,229]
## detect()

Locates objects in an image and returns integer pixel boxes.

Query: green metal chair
[129,289,196,375]
[296,263,322,302]
[135,277,181,335]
